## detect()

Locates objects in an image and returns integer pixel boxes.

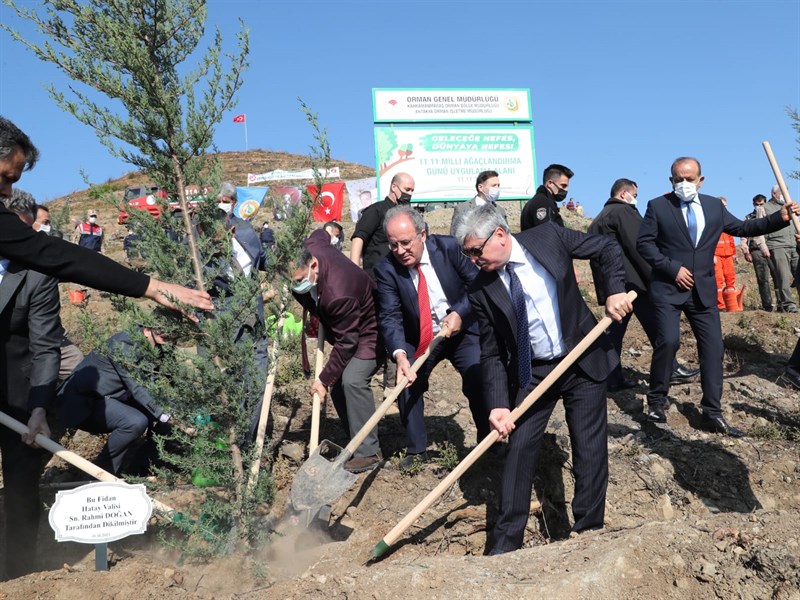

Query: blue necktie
[684,201,697,246]
[507,263,532,390]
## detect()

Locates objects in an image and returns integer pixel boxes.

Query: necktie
[507,263,532,389]
[415,264,434,358]
[684,201,697,246]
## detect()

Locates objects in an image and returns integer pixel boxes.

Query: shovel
[290,327,449,517]
[0,410,177,519]
[309,324,326,453]
[370,291,637,560]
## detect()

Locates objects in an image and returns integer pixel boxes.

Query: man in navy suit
[454,204,632,555]
[637,157,798,436]
[374,206,488,467]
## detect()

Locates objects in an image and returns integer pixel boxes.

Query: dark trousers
[0,405,46,579]
[647,296,723,417]
[78,396,152,475]
[398,331,487,454]
[608,292,677,385]
[492,362,608,552]
[330,356,381,458]
[751,249,776,310]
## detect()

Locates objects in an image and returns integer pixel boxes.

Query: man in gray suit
[0,190,62,579]
[450,170,506,235]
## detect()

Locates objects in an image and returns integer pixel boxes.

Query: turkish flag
[308,182,345,222]
[233,114,246,123]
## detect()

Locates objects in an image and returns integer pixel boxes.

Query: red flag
[308,182,345,222]
[233,114,246,123]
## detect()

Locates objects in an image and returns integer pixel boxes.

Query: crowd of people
[1,107,799,574]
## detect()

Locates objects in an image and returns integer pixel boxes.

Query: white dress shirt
[500,238,565,359]
[0,259,9,284]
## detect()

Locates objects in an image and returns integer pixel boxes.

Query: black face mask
[550,185,567,202]
[398,192,412,204]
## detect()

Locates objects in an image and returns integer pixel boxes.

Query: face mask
[218,202,232,213]
[484,187,501,202]
[775,194,785,205]
[88,216,97,224]
[397,192,412,204]
[38,224,52,233]
[673,181,698,202]
[553,188,568,202]
[626,192,637,206]
[292,266,316,294]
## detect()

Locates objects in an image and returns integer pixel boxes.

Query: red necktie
[415,264,434,358]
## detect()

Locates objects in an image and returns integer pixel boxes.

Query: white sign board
[375,126,537,202]
[247,166,340,185]
[49,482,153,544]
[373,88,532,123]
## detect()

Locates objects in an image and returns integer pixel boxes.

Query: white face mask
[38,224,52,233]
[775,194,785,205]
[673,181,698,202]
[218,202,232,213]
[484,187,501,202]
[88,216,97,224]
[626,192,637,206]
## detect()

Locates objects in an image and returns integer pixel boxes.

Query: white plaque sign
[49,482,153,544]
[373,88,532,123]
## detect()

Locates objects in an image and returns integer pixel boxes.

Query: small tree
[789,107,800,181]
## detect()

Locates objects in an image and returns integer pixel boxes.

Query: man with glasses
[520,163,573,230]
[374,206,487,469]
[454,203,631,555]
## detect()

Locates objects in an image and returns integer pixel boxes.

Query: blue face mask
[292,265,316,294]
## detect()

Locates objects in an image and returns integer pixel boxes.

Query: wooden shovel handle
[0,410,176,518]
[309,324,326,453]
[343,326,449,457]
[762,141,800,233]
[372,292,636,558]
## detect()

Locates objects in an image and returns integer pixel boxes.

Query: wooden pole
[762,141,800,233]
[309,324,326,453]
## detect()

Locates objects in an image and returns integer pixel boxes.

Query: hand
[675,266,694,291]
[311,379,328,403]
[489,408,515,439]
[605,292,633,323]
[779,199,799,222]
[395,352,416,386]
[763,247,771,258]
[441,312,462,337]
[23,408,50,448]
[744,252,753,264]
[144,278,213,319]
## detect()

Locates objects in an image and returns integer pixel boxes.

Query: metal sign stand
[95,543,108,571]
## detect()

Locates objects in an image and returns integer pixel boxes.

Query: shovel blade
[290,439,357,512]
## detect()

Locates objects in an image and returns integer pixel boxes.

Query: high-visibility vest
[77,222,103,251]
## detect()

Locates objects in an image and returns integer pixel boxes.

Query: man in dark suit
[454,203,632,555]
[57,328,173,475]
[374,206,487,467]
[0,191,62,579]
[291,228,383,473]
[637,157,798,435]
[588,178,699,391]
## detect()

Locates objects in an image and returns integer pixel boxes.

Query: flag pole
[244,114,248,151]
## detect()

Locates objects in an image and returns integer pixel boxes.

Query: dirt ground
[2,204,800,599]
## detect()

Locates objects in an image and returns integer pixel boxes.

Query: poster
[373,88,532,123]
[344,177,377,222]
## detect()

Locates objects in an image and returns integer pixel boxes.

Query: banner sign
[374,125,537,202]
[49,482,153,544]
[373,88,532,123]
[344,177,377,222]
[247,166,340,185]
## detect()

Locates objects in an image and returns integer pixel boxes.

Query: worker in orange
[714,196,742,311]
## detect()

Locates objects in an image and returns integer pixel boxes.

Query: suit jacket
[469,224,625,410]
[588,198,651,302]
[637,192,787,307]
[57,331,165,428]
[0,205,150,297]
[374,235,478,357]
[0,264,62,412]
[293,229,379,387]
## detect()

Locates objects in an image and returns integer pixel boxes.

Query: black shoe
[670,365,700,384]
[397,451,429,471]
[701,415,744,438]
[344,451,384,474]
[786,305,799,314]
[779,367,800,390]
[608,379,638,393]
[646,405,667,423]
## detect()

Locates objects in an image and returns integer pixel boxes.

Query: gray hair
[453,203,509,245]
[0,115,39,170]
[2,188,37,222]
[384,204,425,235]
[218,182,237,201]
[772,184,782,197]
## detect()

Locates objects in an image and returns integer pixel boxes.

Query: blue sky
[1,0,798,220]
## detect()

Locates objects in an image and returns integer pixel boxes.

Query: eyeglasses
[461,232,494,258]
[388,234,420,251]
